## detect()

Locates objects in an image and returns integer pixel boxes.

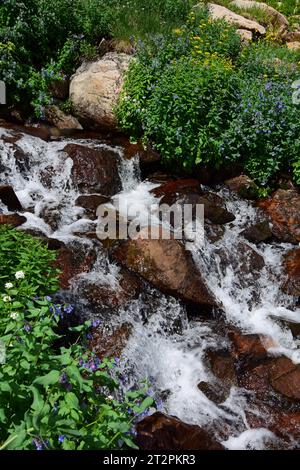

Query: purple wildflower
[32,438,44,451]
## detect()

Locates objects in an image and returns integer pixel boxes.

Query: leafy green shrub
[237,42,300,81]
[0,226,59,298]
[117,8,300,185]
[144,57,238,171]
[0,226,154,450]
[220,78,300,185]
[0,298,153,450]
[117,11,241,171]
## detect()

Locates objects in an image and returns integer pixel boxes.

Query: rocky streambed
[0,124,300,450]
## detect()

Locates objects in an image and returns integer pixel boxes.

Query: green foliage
[237,42,300,80]
[117,11,241,171]
[144,57,237,171]
[117,7,300,186]
[0,227,154,450]
[220,79,300,185]
[0,226,59,297]
[111,0,197,40]
[0,0,196,116]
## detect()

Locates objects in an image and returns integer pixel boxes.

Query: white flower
[5,282,13,290]
[3,295,11,303]
[10,312,19,320]
[15,271,25,280]
[107,395,114,401]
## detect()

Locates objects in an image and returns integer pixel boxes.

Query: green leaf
[33,370,60,387]
[65,392,79,409]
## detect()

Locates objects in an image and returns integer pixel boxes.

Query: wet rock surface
[54,242,97,289]
[81,269,142,310]
[112,232,217,309]
[0,213,26,227]
[241,221,272,244]
[282,248,300,297]
[257,189,300,244]
[152,179,235,225]
[90,322,132,359]
[136,412,225,450]
[0,185,23,211]
[63,143,122,196]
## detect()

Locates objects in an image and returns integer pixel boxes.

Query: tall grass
[111,0,197,40]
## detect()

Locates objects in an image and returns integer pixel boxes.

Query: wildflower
[107,395,114,401]
[63,304,74,315]
[265,82,272,91]
[59,372,68,384]
[23,323,32,332]
[15,271,25,279]
[92,319,101,328]
[5,282,13,289]
[32,438,44,451]
[2,295,11,303]
[44,296,52,302]
[58,435,65,443]
[10,312,19,320]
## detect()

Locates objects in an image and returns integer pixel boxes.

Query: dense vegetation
[0,0,195,116]
[0,226,154,450]
[0,0,300,186]
[117,7,300,188]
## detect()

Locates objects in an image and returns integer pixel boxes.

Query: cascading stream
[0,127,299,449]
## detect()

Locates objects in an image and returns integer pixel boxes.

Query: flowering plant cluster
[0,227,155,450]
[117,7,300,187]
[0,0,195,117]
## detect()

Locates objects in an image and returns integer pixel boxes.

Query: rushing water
[0,127,299,449]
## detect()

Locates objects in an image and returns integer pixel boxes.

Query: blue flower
[63,304,74,315]
[59,372,68,384]
[32,438,44,451]
[58,435,65,443]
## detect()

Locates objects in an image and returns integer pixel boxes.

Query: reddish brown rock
[152,179,235,225]
[239,356,300,402]
[207,350,237,385]
[152,179,201,199]
[54,242,97,289]
[82,269,142,309]
[241,221,272,244]
[225,174,258,199]
[0,213,26,227]
[216,242,265,278]
[122,140,161,165]
[63,143,121,196]
[257,189,300,244]
[282,248,300,296]
[112,232,217,309]
[75,194,111,217]
[230,331,269,363]
[269,357,300,400]
[0,185,22,211]
[136,412,224,450]
[197,381,229,405]
[246,404,300,444]
[90,322,132,359]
